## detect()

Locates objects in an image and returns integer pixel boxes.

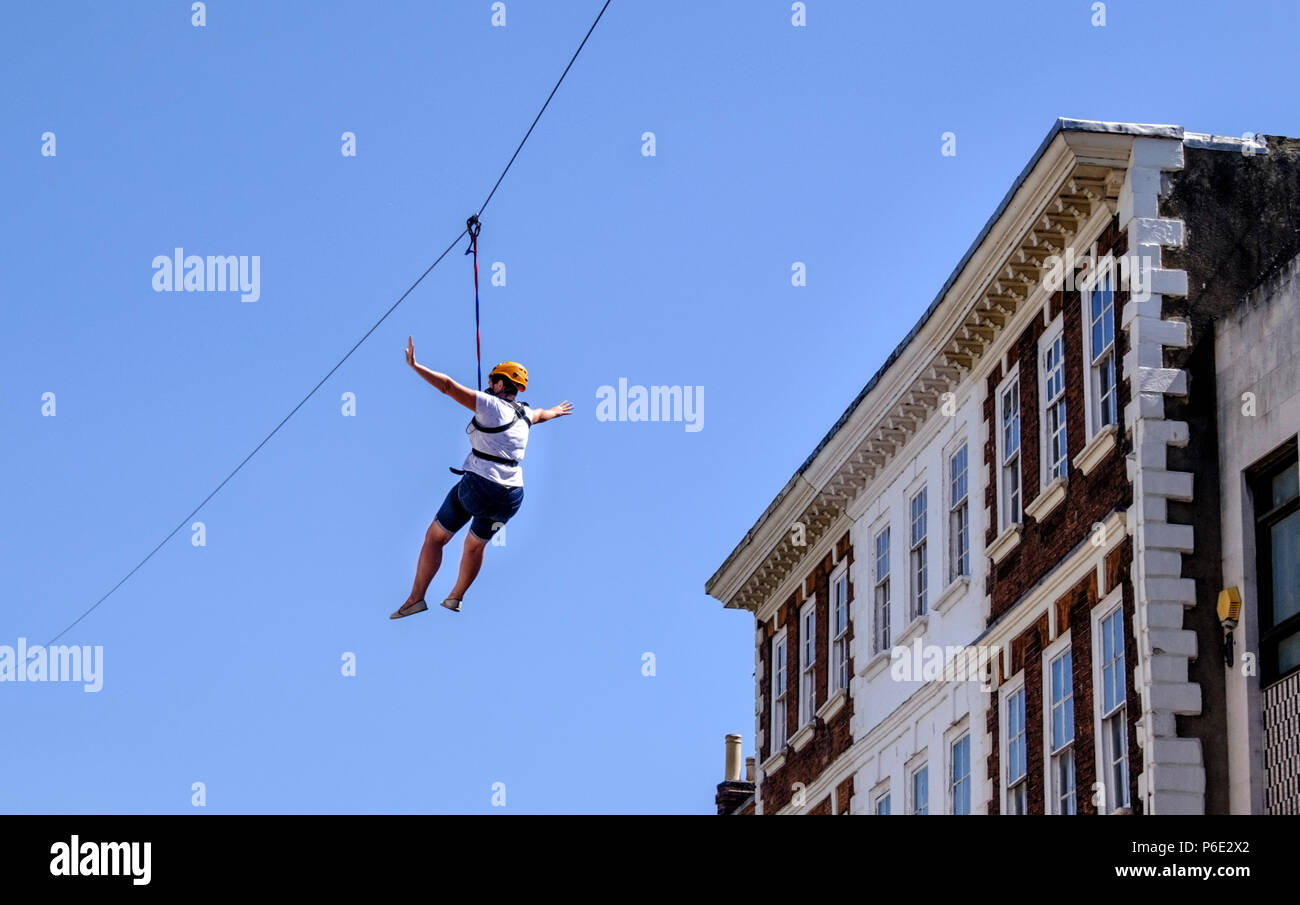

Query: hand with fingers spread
[405,336,477,411]
[533,400,573,424]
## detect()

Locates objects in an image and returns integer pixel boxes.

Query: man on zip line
[391,337,572,618]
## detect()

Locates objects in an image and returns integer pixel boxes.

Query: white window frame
[771,630,788,752]
[909,487,928,620]
[1001,675,1028,815]
[947,723,972,815]
[995,369,1022,531]
[1039,316,1068,487]
[948,441,970,582]
[910,760,930,815]
[1043,633,1077,815]
[1082,267,1119,440]
[873,525,891,653]
[799,599,817,727]
[829,561,850,696]
[1091,590,1130,813]
[874,788,891,815]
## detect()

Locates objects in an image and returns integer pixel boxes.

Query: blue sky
[2,0,1295,814]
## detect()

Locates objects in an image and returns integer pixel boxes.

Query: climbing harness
[449,399,531,474]
[470,399,532,436]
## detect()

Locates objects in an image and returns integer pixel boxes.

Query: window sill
[760,750,786,775]
[817,689,847,722]
[933,577,969,615]
[1076,424,1118,475]
[860,648,892,680]
[1024,476,1068,521]
[987,524,1022,563]
[896,614,929,646]
[789,722,815,752]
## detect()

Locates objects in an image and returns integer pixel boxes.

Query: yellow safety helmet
[489,361,529,392]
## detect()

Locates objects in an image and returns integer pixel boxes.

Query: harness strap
[470,400,531,433]
[471,448,519,466]
[449,445,522,476]
[450,399,529,474]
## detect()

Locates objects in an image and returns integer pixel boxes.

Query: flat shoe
[390,599,428,619]
[440,597,462,613]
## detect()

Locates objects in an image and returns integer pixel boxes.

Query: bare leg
[407,519,453,605]
[447,531,489,601]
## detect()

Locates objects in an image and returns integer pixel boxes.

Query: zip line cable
[41,0,614,647]
[41,232,465,648]
[475,0,612,219]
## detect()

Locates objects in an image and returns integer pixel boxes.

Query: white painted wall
[839,385,993,813]
[1215,251,1300,814]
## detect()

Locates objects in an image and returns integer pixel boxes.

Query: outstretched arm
[405,337,477,412]
[531,401,573,424]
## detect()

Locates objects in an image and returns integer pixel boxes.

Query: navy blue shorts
[434,472,524,541]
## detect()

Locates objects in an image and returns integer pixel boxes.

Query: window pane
[1055,748,1077,814]
[913,544,927,613]
[875,580,890,651]
[835,639,848,692]
[1271,511,1300,624]
[951,445,968,503]
[1091,277,1115,363]
[1048,400,1068,478]
[1010,384,1020,450]
[1278,630,1300,676]
[773,637,788,751]
[952,503,970,579]
[1007,460,1021,523]
[913,766,928,815]
[1002,380,1021,460]
[951,735,971,815]
[1102,610,1126,713]
[1045,335,1064,400]
[1044,334,1068,477]
[1051,650,1074,750]
[1102,278,1115,348]
[1107,711,1129,809]
[1099,354,1117,427]
[1272,462,1299,507]
[803,669,815,721]
[1010,784,1027,815]
[1007,689,1026,783]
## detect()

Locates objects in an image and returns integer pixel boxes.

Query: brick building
[706,119,1300,815]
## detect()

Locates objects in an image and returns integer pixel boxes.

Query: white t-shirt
[462,391,532,487]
